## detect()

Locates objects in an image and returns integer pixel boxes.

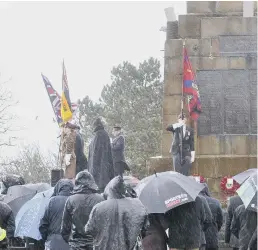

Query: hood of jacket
[200,183,211,197]
[93,118,104,132]
[72,171,99,194]
[103,176,126,200]
[52,179,74,197]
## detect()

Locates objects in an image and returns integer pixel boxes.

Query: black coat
[88,123,114,191]
[165,196,209,249]
[0,201,15,248]
[75,132,88,174]
[225,195,243,247]
[39,179,73,243]
[231,204,257,250]
[111,134,125,163]
[248,227,257,250]
[200,185,223,248]
[85,176,148,250]
[61,171,104,250]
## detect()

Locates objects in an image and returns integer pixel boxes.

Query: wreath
[220,176,240,194]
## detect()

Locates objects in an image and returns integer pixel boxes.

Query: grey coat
[111,134,125,163]
[225,195,243,247]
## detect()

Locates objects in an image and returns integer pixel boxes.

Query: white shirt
[172,123,186,137]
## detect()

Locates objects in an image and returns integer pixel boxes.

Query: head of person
[103,176,126,200]
[73,170,99,194]
[52,179,74,197]
[178,113,187,125]
[93,118,104,132]
[112,124,122,137]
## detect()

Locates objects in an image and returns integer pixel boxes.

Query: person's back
[39,179,73,245]
[225,195,243,249]
[85,176,148,250]
[231,204,257,250]
[165,196,206,250]
[61,171,104,250]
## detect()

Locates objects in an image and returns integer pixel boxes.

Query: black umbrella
[134,171,204,214]
[236,172,257,212]
[3,183,51,217]
[233,168,258,185]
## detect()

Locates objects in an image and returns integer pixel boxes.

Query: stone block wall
[152,1,257,194]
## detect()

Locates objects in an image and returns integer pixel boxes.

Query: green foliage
[79,57,163,178]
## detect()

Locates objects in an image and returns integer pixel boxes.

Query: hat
[65,122,80,130]
[113,124,122,129]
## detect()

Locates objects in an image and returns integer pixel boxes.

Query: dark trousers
[172,153,192,176]
[114,162,125,177]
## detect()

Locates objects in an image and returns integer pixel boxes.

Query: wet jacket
[85,176,148,250]
[248,227,257,250]
[165,196,209,249]
[39,179,73,242]
[200,184,223,248]
[88,119,114,191]
[231,204,257,250]
[61,171,104,250]
[225,195,243,247]
[75,132,88,174]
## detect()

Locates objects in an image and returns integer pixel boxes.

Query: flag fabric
[42,74,78,126]
[183,47,202,120]
[61,61,73,123]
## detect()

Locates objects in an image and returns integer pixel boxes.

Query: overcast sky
[0,1,186,159]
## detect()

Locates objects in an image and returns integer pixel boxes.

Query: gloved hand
[65,154,71,166]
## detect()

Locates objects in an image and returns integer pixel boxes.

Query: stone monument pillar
[149,1,257,197]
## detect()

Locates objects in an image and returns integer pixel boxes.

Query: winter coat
[198,194,213,246]
[225,195,243,247]
[61,171,104,250]
[248,227,257,250]
[165,196,209,249]
[0,201,15,248]
[231,204,257,250]
[75,132,88,174]
[0,174,25,194]
[39,179,73,243]
[85,176,148,250]
[200,184,223,248]
[142,214,168,250]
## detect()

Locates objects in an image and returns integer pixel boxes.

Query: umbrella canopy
[3,183,51,217]
[15,187,54,240]
[233,168,258,185]
[123,175,140,188]
[135,171,204,214]
[236,173,257,212]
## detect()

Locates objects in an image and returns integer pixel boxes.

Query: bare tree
[0,144,57,183]
[0,77,17,147]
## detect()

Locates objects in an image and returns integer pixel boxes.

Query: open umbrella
[233,168,258,185]
[3,183,51,217]
[236,173,257,212]
[15,188,54,240]
[135,171,204,213]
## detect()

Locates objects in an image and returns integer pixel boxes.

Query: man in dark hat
[111,125,130,177]
[166,113,195,176]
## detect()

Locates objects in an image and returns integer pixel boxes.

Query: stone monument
[149,1,257,197]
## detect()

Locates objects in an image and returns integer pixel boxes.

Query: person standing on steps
[166,113,195,176]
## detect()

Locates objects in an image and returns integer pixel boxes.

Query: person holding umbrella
[166,113,195,176]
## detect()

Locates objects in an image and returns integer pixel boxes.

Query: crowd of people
[0,117,256,250]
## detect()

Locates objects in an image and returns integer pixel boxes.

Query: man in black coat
[0,202,15,249]
[75,128,88,175]
[225,195,243,249]
[166,113,195,176]
[39,179,73,250]
[111,125,130,177]
[200,184,223,250]
[231,204,257,250]
[88,118,114,192]
[61,171,104,250]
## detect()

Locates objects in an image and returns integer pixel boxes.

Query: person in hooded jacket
[248,227,257,250]
[0,201,15,249]
[61,171,104,250]
[85,176,149,250]
[231,204,257,250]
[142,213,168,250]
[39,179,74,250]
[225,195,243,249]
[200,183,223,250]
[165,195,210,250]
[88,118,114,192]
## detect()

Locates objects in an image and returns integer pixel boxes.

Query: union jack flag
[41,73,77,126]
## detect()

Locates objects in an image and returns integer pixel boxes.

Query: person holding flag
[166,41,201,176]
